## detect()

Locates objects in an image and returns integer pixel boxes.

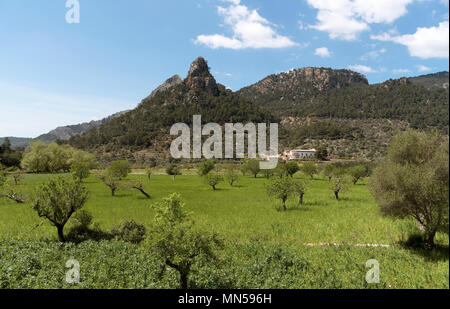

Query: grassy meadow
[0,172,448,289]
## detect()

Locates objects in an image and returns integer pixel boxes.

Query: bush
[107,160,132,179]
[198,160,215,176]
[111,220,146,244]
[66,211,111,243]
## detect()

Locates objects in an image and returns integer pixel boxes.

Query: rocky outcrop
[240,67,368,96]
[184,57,219,96]
[144,74,182,101]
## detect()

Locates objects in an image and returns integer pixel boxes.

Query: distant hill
[0,137,32,149]
[237,67,368,116]
[409,71,449,90]
[239,71,449,131]
[34,110,130,144]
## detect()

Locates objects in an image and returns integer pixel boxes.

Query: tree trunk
[180,272,188,289]
[424,229,436,250]
[299,193,304,205]
[334,191,339,200]
[212,185,216,191]
[134,187,150,198]
[111,188,116,196]
[282,199,287,211]
[57,225,65,242]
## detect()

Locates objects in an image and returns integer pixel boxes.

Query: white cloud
[392,68,412,74]
[416,64,432,72]
[315,47,332,57]
[195,0,297,49]
[360,48,387,60]
[371,21,449,58]
[348,64,378,73]
[306,0,413,40]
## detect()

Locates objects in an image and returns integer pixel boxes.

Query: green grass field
[0,173,448,288]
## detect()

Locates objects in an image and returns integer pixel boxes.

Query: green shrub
[111,220,146,244]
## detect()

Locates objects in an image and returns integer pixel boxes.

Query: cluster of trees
[0,138,22,168]
[21,141,97,173]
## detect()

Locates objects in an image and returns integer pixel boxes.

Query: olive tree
[108,160,132,180]
[32,176,88,242]
[204,172,223,191]
[70,161,91,183]
[285,162,300,178]
[97,170,121,196]
[149,193,222,289]
[130,179,151,198]
[300,162,318,179]
[198,160,215,176]
[323,164,336,181]
[265,177,295,211]
[246,159,261,178]
[293,180,309,205]
[224,164,240,186]
[370,130,449,249]
[166,164,181,181]
[145,167,153,181]
[349,165,368,185]
[330,174,351,200]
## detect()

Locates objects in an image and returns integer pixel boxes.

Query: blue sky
[0,0,448,137]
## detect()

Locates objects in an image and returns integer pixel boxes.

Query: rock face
[184,57,219,96]
[240,67,368,96]
[144,74,182,101]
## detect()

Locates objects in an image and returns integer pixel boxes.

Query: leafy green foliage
[107,160,131,180]
[204,172,223,191]
[246,159,261,178]
[70,162,92,183]
[0,138,22,168]
[224,164,240,186]
[349,165,368,185]
[21,141,96,173]
[285,162,300,177]
[300,162,318,179]
[198,160,215,176]
[166,164,181,180]
[111,220,146,244]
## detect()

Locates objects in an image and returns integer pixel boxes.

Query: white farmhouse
[285,148,317,160]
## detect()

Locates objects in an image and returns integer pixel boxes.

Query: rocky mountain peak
[184,57,219,96]
[187,57,210,79]
[144,74,182,101]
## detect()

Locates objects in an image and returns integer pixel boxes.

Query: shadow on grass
[403,244,449,262]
